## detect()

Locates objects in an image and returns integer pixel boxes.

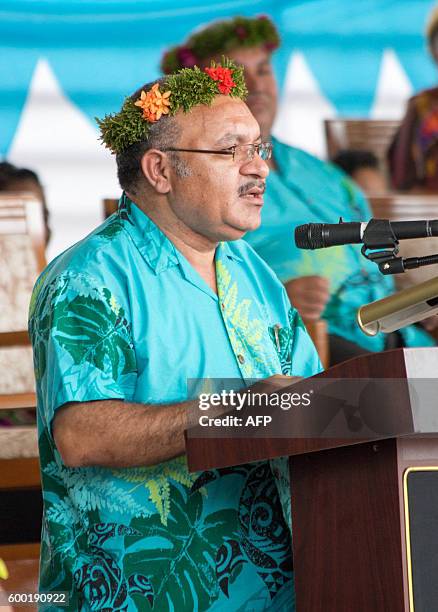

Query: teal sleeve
[29,272,137,432]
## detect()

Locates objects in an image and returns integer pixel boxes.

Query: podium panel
[184,349,438,610]
[404,467,438,612]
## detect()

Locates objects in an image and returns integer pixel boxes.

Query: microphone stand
[374,253,438,275]
[360,218,438,275]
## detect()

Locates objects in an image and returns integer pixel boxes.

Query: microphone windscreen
[295,224,324,249]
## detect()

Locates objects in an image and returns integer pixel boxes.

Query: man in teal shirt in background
[29,62,320,610]
[162,16,436,364]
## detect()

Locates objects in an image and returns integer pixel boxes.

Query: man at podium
[29,62,320,610]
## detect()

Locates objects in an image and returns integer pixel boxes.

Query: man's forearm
[53,376,298,469]
[53,398,201,468]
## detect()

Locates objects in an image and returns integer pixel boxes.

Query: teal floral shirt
[245,138,435,352]
[29,194,320,611]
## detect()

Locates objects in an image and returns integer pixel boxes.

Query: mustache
[238,180,266,196]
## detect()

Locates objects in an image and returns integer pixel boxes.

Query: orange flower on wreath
[135,83,171,122]
[204,66,236,95]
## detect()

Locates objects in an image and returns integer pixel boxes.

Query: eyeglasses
[162,141,273,163]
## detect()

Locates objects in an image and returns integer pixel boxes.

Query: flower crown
[161,15,280,75]
[96,59,247,155]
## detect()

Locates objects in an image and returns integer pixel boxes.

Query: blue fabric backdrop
[1,0,437,155]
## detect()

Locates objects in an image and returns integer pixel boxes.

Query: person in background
[388,5,438,192]
[332,149,387,195]
[0,161,51,244]
[162,15,437,365]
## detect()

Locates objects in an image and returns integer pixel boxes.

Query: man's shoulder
[272,136,341,176]
[51,216,128,275]
[29,216,132,316]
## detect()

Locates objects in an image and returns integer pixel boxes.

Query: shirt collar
[216,240,243,263]
[118,193,179,274]
[118,193,242,273]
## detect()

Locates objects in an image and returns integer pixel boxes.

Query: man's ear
[140,150,171,194]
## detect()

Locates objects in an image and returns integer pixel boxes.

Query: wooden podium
[185,348,438,612]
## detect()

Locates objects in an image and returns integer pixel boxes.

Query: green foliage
[161,15,280,74]
[96,59,247,155]
[96,97,148,156]
[166,59,247,114]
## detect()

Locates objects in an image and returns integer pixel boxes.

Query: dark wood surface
[291,438,404,611]
[0,458,40,489]
[185,349,413,472]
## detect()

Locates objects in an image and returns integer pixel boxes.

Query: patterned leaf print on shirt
[118,456,199,526]
[216,259,279,378]
[125,484,240,612]
[192,463,292,602]
[268,308,306,376]
[44,458,152,519]
[74,546,153,611]
[96,217,125,241]
[29,276,68,380]
[52,287,136,381]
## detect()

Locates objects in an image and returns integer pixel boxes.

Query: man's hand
[285,276,330,321]
[420,316,438,333]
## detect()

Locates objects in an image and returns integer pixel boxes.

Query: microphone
[295,219,438,250]
[357,277,438,335]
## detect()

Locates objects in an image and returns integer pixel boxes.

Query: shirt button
[237,354,245,364]
[220,302,225,310]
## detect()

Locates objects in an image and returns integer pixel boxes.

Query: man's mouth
[239,181,266,202]
[239,183,265,204]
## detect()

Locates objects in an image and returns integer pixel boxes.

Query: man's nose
[241,154,269,179]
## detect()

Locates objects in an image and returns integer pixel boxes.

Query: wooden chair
[0,194,45,600]
[0,381,40,609]
[324,119,400,170]
[103,198,118,219]
[0,193,46,397]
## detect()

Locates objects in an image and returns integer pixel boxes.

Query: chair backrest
[369,194,438,220]
[0,193,47,397]
[0,196,44,569]
[324,119,400,169]
[369,194,438,289]
[103,198,118,219]
[0,194,46,333]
